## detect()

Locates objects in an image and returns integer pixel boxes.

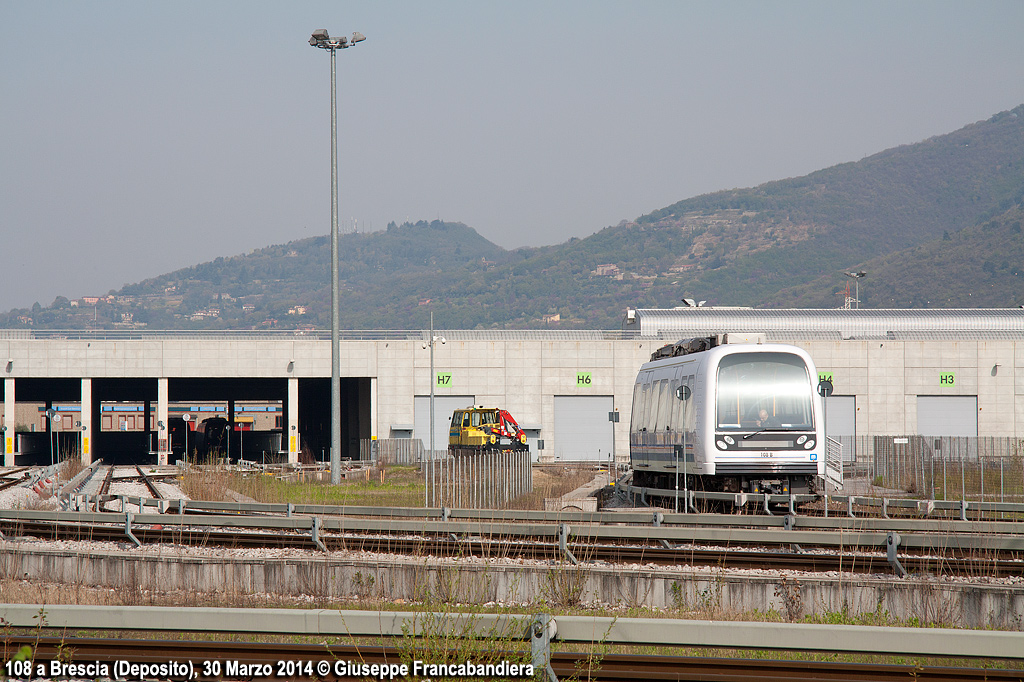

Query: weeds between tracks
[179,460,596,510]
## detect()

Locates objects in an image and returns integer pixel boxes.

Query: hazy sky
[2,1,1023,313]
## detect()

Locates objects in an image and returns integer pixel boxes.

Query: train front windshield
[716,352,814,430]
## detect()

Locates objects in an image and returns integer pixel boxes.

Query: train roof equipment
[649,333,767,362]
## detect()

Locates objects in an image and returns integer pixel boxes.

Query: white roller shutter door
[824,395,856,462]
[917,396,978,437]
[553,395,614,462]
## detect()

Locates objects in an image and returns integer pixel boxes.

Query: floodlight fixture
[309,29,362,51]
[844,270,867,308]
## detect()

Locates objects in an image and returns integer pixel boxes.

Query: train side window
[630,381,644,432]
[682,377,695,431]
[654,379,672,431]
[639,381,652,431]
[670,378,683,430]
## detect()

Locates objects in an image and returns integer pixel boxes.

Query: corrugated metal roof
[630,308,1024,340]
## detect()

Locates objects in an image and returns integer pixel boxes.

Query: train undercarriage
[632,468,819,497]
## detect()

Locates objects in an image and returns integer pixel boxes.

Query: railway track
[5,635,1021,681]
[97,463,115,496]
[2,513,1021,577]
[135,464,164,499]
[0,466,30,491]
[6,463,1024,522]
[3,464,1024,576]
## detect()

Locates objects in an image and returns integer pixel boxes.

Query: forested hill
[4,105,1024,330]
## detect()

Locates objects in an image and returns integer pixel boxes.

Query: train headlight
[716,440,728,450]
[796,435,807,444]
[803,439,816,449]
[723,435,735,445]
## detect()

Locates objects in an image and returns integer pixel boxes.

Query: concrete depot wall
[4,336,1024,460]
[2,547,1021,630]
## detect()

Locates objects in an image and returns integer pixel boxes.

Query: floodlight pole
[310,29,364,484]
[845,271,866,309]
[329,41,341,485]
[46,408,56,469]
[430,312,435,505]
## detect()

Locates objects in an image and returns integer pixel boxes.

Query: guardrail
[0,604,1021,662]
[54,493,1024,532]
[627,483,1024,519]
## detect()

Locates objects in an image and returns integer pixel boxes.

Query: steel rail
[7,636,1022,682]
[0,471,29,491]
[135,464,163,500]
[97,464,115,497]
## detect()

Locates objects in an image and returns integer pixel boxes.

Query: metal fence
[842,435,1024,501]
[357,440,533,508]
[424,449,533,508]
[360,438,424,465]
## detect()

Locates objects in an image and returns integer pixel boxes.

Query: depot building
[1,307,1022,465]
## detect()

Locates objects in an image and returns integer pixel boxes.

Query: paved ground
[837,476,908,497]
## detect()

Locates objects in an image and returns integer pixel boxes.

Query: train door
[670,364,697,474]
[629,370,652,469]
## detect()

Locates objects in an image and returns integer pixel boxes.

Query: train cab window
[716,352,814,430]
[471,412,482,427]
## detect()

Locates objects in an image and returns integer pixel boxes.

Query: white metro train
[629,334,827,498]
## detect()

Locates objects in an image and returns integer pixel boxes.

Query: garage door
[553,395,614,462]
[824,396,856,462]
[917,396,978,437]
[414,395,474,456]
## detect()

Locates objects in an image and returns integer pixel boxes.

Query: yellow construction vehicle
[448,406,528,452]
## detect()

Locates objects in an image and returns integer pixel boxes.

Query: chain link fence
[840,435,1024,501]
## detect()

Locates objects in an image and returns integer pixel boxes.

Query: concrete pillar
[156,378,168,466]
[3,378,14,466]
[80,379,92,465]
[287,377,299,464]
[370,376,378,441]
[227,399,235,463]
